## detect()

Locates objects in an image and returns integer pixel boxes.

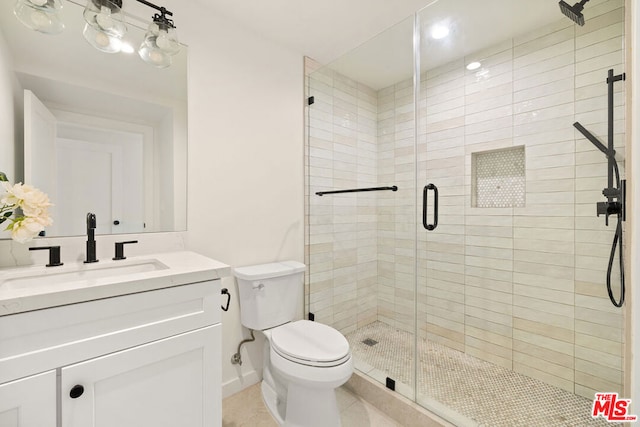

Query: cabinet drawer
[0,281,220,384]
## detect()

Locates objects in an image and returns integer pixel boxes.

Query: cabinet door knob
[70,384,84,399]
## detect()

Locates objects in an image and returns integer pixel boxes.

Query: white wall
[169,1,305,396]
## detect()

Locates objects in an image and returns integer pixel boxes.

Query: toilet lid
[271,320,350,366]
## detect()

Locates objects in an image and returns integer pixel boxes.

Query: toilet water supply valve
[231,329,256,366]
[230,282,263,365]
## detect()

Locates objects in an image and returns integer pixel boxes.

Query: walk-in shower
[305,0,628,425]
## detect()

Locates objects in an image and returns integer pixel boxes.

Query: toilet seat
[270,320,350,367]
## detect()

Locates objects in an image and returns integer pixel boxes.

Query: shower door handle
[422,183,438,231]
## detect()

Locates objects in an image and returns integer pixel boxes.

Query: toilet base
[283,383,341,427]
[261,380,341,427]
[261,380,285,425]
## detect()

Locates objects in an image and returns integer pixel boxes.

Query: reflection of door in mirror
[25,91,148,237]
[24,90,57,216]
[56,139,126,236]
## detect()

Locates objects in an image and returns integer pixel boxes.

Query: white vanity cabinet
[0,371,56,427]
[0,276,224,427]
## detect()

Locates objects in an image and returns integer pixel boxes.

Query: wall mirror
[0,0,187,237]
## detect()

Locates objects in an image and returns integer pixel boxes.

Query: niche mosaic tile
[473,146,525,208]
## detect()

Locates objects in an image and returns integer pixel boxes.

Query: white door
[0,371,56,427]
[24,92,145,236]
[55,139,124,236]
[61,325,221,427]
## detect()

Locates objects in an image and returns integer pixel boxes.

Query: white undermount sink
[0,258,169,291]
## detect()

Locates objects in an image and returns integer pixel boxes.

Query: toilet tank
[233,261,306,330]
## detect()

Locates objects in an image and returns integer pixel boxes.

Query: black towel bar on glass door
[316,186,398,196]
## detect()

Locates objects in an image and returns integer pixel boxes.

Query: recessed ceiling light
[466,61,481,70]
[430,24,449,40]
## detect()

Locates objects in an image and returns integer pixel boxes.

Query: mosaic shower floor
[345,322,618,427]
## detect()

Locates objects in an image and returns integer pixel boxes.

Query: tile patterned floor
[222,382,400,427]
[346,321,620,427]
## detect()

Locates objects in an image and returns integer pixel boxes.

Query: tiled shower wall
[306,0,625,400]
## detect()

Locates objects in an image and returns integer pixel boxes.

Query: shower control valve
[597,201,622,226]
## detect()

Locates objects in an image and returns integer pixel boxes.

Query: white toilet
[234,261,353,427]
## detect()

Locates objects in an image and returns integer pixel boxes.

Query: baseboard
[222,369,261,398]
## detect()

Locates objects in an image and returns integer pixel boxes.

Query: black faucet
[84,212,98,263]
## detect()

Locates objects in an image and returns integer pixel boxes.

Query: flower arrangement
[0,172,53,243]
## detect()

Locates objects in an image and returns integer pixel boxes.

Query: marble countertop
[0,251,231,316]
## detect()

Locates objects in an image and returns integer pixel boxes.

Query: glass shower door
[415,4,472,422]
[305,15,418,401]
[415,1,627,425]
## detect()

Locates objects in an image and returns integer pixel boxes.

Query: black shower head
[559,0,590,26]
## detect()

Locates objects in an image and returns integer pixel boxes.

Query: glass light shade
[138,19,180,60]
[156,27,180,56]
[82,0,126,53]
[83,22,122,53]
[138,34,172,68]
[13,0,65,34]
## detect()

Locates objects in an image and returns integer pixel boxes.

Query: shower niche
[472,146,525,208]
[305,0,627,425]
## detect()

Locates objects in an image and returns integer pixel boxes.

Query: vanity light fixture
[13,0,65,34]
[82,0,126,53]
[13,0,180,67]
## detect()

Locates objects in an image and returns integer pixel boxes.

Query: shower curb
[345,372,457,427]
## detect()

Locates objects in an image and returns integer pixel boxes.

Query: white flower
[7,217,46,244]
[2,182,52,214]
[1,179,54,244]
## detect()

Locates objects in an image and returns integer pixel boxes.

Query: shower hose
[607,159,625,308]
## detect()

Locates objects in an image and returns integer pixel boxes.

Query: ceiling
[196,0,569,89]
[195,0,442,65]
[2,0,573,95]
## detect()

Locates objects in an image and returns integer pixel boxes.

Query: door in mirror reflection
[24,89,57,214]
[25,90,146,237]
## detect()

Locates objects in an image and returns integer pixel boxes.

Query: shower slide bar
[315,186,398,196]
[572,68,625,307]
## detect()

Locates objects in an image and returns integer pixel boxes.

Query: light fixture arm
[134,0,173,17]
